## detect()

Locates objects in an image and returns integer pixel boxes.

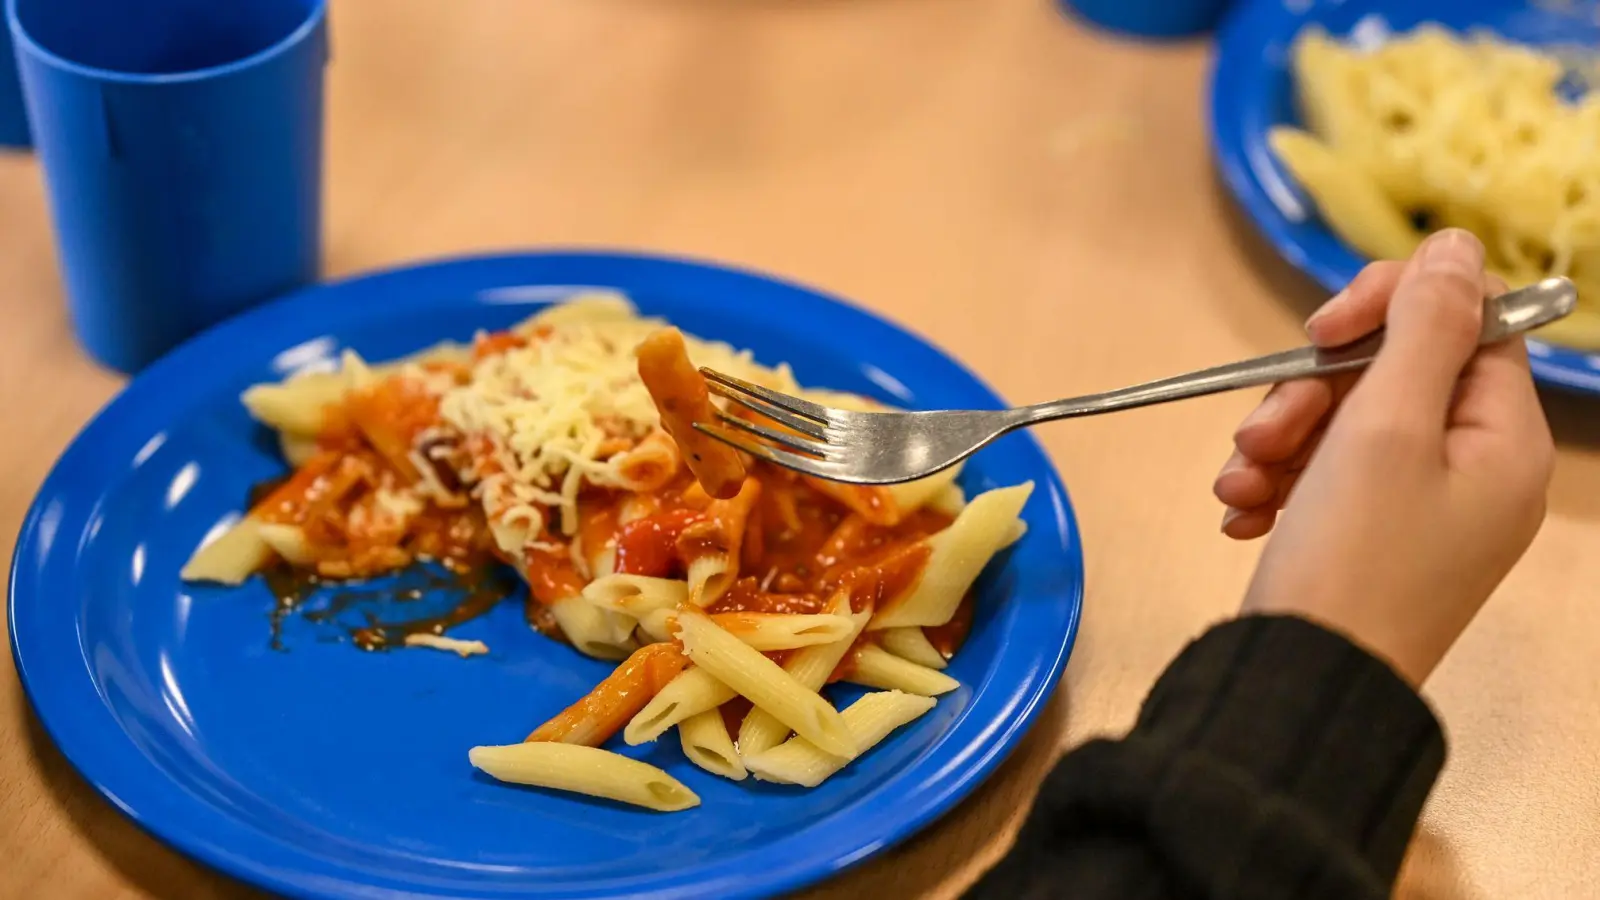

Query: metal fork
[694,277,1578,486]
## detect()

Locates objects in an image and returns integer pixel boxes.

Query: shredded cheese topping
[434,292,800,537]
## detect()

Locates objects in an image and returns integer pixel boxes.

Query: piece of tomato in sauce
[614,507,706,578]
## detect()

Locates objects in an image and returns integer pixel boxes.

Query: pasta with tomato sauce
[181,292,1031,811]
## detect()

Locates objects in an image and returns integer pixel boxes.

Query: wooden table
[3,2,1597,897]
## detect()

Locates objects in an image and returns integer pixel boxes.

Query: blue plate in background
[1210,0,1600,393]
[9,252,1084,900]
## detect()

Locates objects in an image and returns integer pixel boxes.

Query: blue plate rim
[9,249,1085,900]
[1208,0,1600,396]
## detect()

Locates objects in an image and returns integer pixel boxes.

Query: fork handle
[1016,332,1386,423]
[1015,278,1576,424]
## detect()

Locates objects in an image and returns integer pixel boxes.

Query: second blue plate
[1210,0,1600,393]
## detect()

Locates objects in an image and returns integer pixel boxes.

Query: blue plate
[9,252,1084,900]
[1211,0,1600,394]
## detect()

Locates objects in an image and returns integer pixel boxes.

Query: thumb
[1354,229,1486,424]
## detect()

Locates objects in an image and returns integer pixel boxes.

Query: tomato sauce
[707,578,825,616]
[523,544,587,606]
[719,697,754,736]
[614,507,707,578]
[924,591,976,659]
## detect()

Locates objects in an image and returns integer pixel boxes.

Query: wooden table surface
[3,2,1598,898]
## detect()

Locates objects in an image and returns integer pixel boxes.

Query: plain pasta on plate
[1274,23,1600,348]
[182,293,1030,811]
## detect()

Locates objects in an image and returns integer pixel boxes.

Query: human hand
[1215,229,1555,685]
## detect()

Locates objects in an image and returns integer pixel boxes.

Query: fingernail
[1221,508,1243,533]
[1237,389,1283,433]
[1418,228,1484,279]
[1304,290,1344,337]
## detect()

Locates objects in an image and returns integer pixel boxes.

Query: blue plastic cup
[0,10,26,147]
[7,0,327,373]
[1063,0,1235,39]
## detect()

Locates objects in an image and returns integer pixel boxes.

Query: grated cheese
[435,293,800,536]
[403,633,490,657]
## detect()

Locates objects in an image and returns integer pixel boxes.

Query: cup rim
[5,0,327,85]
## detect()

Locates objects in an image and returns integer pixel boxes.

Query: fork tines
[695,368,835,468]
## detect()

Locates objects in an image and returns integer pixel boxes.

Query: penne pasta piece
[870,483,1033,631]
[885,461,966,518]
[551,596,638,661]
[468,742,700,812]
[180,516,274,585]
[637,609,676,645]
[709,612,855,652]
[841,644,960,696]
[614,429,682,493]
[681,478,761,606]
[624,667,739,745]
[278,432,320,467]
[526,643,689,745]
[878,627,948,670]
[675,608,856,759]
[256,523,315,567]
[340,348,376,388]
[240,370,348,437]
[678,709,747,781]
[743,691,936,788]
[581,574,687,618]
[738,604,872,756]
[636,327,748,499]
[1268,127,1422,261]
[927,483,967,518]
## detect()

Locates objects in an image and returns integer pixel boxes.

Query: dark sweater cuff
[1129,615,1445,886]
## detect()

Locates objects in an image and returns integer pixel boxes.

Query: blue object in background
[0,8,25,147]
[1064,0,1236,39]
[6,0,327,374]
[1210,0,1600,395]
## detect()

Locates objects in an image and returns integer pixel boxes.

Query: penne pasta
[180,516,274,585]
[624,667,739,745]
[928,483,967,518]
[738,604,872,757]
[636,328,748,499]
[636,609,676,645]
[241,370,348,437]
[675,609,856,759]
[278,432,320,467]
[678,709,747,781]
[469,742,700,812]
[614,429,683,493]
[878,627,948,670]
[743,691,936,788]
[681,478,761,606]
[708,612,855,652]
[582,574,688,618]
[886,461,966,519]
[870,483,1033,631]
[526,643,689,746]
[186,292,1033,809]
[551,596,638,661]
[841,643,960,697]
[256,523,315,567]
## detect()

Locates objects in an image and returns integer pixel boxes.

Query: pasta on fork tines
[181,292,1031,810]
